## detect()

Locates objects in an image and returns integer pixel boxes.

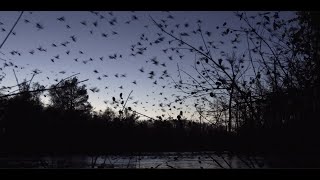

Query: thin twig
[121,90,133,113]
[132,110,155,120]
[54,73,80,88]
[28,73,37,87]
[12,69,20,92]
[207,155,225,168]
[0,11,24,50]
[220,154,233,168]
[0,79,88,99]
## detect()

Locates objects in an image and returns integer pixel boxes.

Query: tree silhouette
[101,107,116,122]
[1,79,45,143]
[146,11,320,136]
[121,108,140,127]
[48,77,92,113]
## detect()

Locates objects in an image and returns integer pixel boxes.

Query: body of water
[0,152,268,168]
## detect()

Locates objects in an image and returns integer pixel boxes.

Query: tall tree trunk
[228,84,234,132]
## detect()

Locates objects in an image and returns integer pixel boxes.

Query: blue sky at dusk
[0,11,295,121]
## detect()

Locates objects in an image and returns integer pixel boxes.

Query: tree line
[0,77,241,154]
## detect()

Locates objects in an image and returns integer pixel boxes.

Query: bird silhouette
[93,21,98,27]
[151,57,159,66]
[61,41,69,47]
[57,16,65,22]
[80,21,87,26]
[35,23,44,30]
[90,87,100,93]
[131,15,138,21]
[70,35,77,42]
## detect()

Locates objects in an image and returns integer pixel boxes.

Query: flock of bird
[0,11,268,121]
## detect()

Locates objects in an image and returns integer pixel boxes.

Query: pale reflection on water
[1,152,268,168]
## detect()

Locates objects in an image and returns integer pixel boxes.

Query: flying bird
[35,23,44,30]
[70,35,77,42]
[57,16,65,22]
[93,21,98,27]
[80,21,87,26]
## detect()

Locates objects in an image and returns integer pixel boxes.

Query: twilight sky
[0,11,295,121]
